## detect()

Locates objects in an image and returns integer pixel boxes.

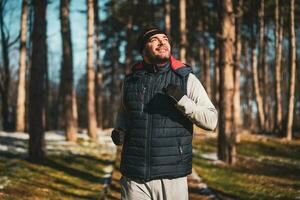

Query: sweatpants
[120,176,189,200]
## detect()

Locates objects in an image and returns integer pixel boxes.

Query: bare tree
[86,0,98,139]
[213,45,220,108]
[251,11,265,131]
[233,0,243,130]
[124,0,133,75]
[164,0,171,37]
[274,0,283,133]
[179,0,186,62]
[16,0,28,132]
[258,0,269,131]
[94,0,103,129]
[0,0,11,131]
[242,41,254,129]
[60,0,77,141]
[28,0,47,160]
[286,0,296,141]
[218,0,236,164]
[203,48,211,97]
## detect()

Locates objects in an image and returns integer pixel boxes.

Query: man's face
[143,33,171,64]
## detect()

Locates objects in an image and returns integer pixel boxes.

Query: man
[112,27,218,200]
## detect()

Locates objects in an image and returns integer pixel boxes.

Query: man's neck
[143,58,169,67]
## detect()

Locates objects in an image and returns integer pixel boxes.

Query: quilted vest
[120,56,193,180]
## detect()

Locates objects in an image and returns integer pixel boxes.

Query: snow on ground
[0,129,117,195]
[0,129,116,156]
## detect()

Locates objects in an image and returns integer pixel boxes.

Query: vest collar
[132,56,186,71]
[142,61,170,73]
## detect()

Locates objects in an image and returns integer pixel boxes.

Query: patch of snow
[0,132,28,140]
[103,165,114,173]
[201,153,218,161]
[0,144,8,151]
[13,147,27,153]
[0,176,10,189]
[45,133,65,141]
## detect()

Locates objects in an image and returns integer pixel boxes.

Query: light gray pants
[120,176,189,200]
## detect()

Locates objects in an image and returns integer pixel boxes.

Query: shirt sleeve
[114,82,129,130]
[175,73,218,131]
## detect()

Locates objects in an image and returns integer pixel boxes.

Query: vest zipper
[140,86,146,115]
[146,75,153,180]
[177,138,183,163]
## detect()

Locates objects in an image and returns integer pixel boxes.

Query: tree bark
[218,0,236,164]
[286,0,296,141]
[60,0,77,141]
[243,41,253,129]
[179,0,187,63]
[94,0,103,129]
[274,0,283,133]
[29,0,47,161]
[16,0,28,132]
[124,0,133,75]
[233,0,243,130]
[86,0,98,139]
[258,0,267,131]
[164,0,171,37]
[213,45,220,108]
[0,1,11,131]
[203,48,211,97]
[251,13,265,131]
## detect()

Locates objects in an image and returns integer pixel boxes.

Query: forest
[0,0,299,199]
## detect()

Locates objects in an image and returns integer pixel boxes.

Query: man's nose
[158,38,165,45]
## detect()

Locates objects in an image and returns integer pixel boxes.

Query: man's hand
[164,84,185,102]
[111,128,126,145]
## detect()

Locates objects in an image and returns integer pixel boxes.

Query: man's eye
[150,38,157,43]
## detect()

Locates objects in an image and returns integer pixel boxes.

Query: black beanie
[137,27,168,53]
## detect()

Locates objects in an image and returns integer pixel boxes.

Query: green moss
[192,136,300,200]
[0,143,115,200]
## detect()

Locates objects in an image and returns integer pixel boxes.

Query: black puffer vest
[120,56,193,181]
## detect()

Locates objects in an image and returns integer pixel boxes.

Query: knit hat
[137,27,168,53]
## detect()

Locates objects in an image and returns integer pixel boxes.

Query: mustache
[156,46,169,51]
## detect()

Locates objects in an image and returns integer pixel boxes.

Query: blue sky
[4,0,106,86]
[48,0,107,85]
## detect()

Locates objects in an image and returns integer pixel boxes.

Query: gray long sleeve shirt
[115,73,218,131]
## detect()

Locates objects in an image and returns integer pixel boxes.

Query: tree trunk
[233,0,242,130]
[243,42,253,129]
[218,0,236,164]
[94,0,103,129]
[179,0,186,63]
[16,0,28,132]
[60,0,77,141]
[164,0,171,37]
[29,0,47,161]
[251,45,265,131]
[72,89,78,129]
[203,48,211,97]
[286,0,296,141]
[274,0,283,133]
[251,14,265,131]
[86,0,98,139]
[0,1,11,131]
[213,45,220,108]
[124,0,133,75]
[25,3,34,131]
[44,52,49,130]
[258,0,267,131]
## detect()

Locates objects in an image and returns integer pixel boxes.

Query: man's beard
[144,48,170,64]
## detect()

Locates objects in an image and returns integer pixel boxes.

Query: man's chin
[157,53,170,61]
[153,56,170,64]
[145,51,171,64]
